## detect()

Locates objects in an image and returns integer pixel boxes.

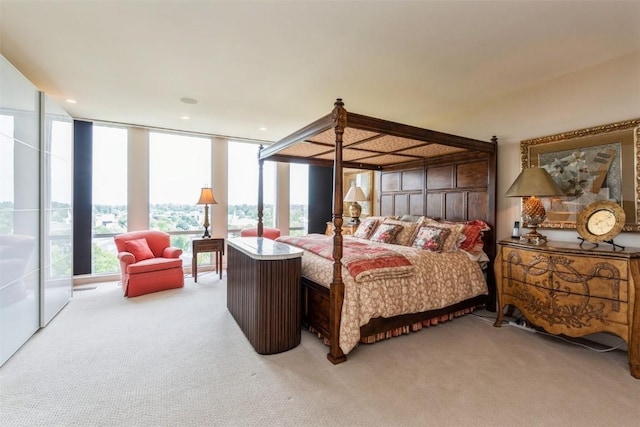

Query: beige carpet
[1,273,639,427]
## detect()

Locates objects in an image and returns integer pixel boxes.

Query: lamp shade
[504,167,564,197]
[344,186,367,202]
[197,187,218,205]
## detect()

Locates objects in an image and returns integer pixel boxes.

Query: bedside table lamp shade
[344,186,368,224]
[197,186,218,238]
[505,167,563,242]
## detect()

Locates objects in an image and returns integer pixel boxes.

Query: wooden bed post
[486,136,498,311]
[257,145,264,238]
[328,98,347,364]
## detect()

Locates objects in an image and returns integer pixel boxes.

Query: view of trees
[90,203,308,274]
[1,200,308,275]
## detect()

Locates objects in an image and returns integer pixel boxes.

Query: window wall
[290,163,308,236]
[227,141,276,236]
[148,131,211,257]
[92,126,127,274]
[82,126,308,278]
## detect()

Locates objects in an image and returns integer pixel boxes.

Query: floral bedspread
[278,235,488,355]
[277,234,414,282]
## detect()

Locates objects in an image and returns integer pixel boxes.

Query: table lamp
[196,186,218,238]
[344,185,368,224]
[505,167,563,243]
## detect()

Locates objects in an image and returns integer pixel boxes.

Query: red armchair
[114,230,184,297]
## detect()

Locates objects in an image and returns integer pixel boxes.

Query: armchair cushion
[124,238,155,261]
[127,257,183,274]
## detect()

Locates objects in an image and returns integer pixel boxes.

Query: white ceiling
[1,1,639,143]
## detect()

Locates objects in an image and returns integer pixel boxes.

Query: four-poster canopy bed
[256,99,498,363]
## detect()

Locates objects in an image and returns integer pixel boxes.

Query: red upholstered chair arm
[162,247,183,259]
[117,252,136,265]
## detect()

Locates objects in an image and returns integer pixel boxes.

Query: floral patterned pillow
[418,218,464,252]
[411,226,452,252]
[353,218,379,239]
[369,223,403,244]
[381,218,419,246]
[439,219,490,253]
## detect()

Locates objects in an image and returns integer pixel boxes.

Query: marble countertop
[227,237,304,260]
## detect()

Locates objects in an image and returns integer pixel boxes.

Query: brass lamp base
[202,204,211,239]
[521,196,547,244]
[349,202,362,224]
[521,226,547,245]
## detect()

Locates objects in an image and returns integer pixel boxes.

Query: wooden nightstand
[494,239,640,378]
[325,222,358,236]
[192,238,225,281]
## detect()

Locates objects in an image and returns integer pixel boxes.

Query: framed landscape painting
[521,118,640,231]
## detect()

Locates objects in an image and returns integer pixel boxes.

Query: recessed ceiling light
[180,97,198,104]
[66,99,77,104]
[181,116,190,120]
[259,127,267,131]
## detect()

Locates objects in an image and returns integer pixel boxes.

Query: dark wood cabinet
[226,238,304,354]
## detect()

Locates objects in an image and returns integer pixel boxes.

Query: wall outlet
[508,320,537,333]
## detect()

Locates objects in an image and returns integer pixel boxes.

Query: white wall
[435,51,640,248]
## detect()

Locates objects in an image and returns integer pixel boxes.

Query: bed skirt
[308,306,476,347]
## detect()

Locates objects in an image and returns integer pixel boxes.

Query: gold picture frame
[521,118,640,231]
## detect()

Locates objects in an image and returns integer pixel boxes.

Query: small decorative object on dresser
[576,200,626,250]
[494,239,640,378]
[511,221,520,239]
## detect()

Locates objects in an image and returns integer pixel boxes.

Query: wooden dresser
[494,239,640,378]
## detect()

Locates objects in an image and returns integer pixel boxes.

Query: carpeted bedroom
[1,274,638,426]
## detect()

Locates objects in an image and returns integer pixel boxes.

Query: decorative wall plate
[576,200,626,243]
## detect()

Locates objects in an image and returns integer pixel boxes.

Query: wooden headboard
[378,154,496,310]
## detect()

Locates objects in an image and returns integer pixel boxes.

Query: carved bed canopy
[255,98,498,364]
[259,98,496,172]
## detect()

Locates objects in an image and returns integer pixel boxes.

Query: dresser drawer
[501,247,628,302]
[195,239,224,252]
[503,278,628,328]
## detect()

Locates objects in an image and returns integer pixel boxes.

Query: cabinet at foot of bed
[301,278,331,338]
[227,238,304,355]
